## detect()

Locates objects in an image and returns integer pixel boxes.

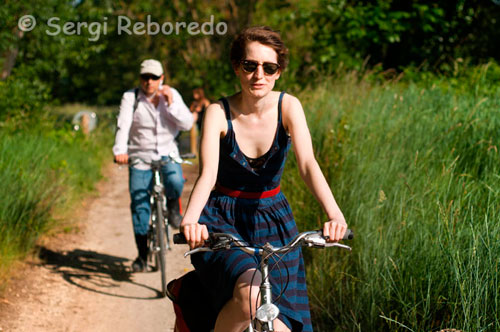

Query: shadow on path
[37,246,162,299]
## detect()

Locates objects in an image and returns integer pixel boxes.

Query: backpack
[114,88,140,136]
[132,87,140,113]
[166,271,218,332]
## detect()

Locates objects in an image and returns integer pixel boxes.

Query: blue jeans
[129,157,184,235]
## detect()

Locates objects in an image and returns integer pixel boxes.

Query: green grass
[0,105,114,287]
[283,74,500,331]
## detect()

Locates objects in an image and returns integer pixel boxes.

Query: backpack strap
[120,88,140,141]
[132,87,140,113]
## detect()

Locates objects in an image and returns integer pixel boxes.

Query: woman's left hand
[323,219,348,242]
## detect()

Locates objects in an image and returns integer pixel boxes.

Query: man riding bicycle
[113,59,193,272]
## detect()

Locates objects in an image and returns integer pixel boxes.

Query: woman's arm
[181,102,227,248]
[282,94,347,241]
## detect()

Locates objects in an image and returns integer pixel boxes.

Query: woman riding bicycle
[181,26,348,332]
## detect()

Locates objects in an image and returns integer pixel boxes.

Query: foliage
[2,0,500,110]
[0,0,108,120]
[0,111,113,287]
[2,0,500,327]
[301,0,500,71]
[0,72,51,123]
[282,73,500,331]
[402,60,500,98]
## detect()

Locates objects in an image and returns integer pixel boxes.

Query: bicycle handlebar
[173,229,353,257]
[173,229,353,244]
[128,152,196,167]
[179,153,196,159]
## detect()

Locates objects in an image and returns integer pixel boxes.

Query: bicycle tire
[147,228,157,272]
[164,209,171,250]
[147,205,160,272]
[155,197,168,297]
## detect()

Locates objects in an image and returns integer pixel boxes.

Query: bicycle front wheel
[155,197,168,297]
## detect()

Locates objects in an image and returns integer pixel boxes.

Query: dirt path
[0,163,197,332]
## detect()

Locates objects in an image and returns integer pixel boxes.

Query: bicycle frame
[150,161,170,249]
[131,153,195,250]
[176,230,352,331]
[129,153,194,297]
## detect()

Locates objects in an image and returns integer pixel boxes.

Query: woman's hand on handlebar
[180,222,209,249]
[323,219,348,242]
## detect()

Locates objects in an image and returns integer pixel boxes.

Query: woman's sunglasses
[140,74,161,81]
[240,60,280,75]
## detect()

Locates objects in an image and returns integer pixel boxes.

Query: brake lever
[183,247,212,257]
[303,234,327,249]
[325,243,352,250]
[183,237,235,257]
[304,234,352,251]
[211,240,233,251]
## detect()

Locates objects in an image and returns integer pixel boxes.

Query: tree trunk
[1,29,24,80]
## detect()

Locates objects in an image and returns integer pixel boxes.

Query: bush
[0,111,113,287]
[0,71,51,124]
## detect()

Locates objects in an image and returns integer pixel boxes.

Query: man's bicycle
[169,228,353,331]
[130,152,195,297]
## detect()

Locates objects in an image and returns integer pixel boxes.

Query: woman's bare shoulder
[281,92,303,119]
[280,92,305,132]
[206,100,225,111]
[280,92,301,108]
[204,101,227,120]
[203,101,228,134]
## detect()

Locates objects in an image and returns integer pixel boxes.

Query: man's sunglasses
[140,74,161,81]
[240,60,280,75]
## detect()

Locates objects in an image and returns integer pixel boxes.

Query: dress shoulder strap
[219,97,231,119]
[278,91,285,123]
[220,94,284,129]
[219,97,233,130]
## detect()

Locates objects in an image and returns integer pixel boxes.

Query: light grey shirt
[113,87,193,169]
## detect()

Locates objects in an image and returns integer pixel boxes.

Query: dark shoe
[134,233,149,261]
[167,199,182,229]
[131,256,147,272]
[169,211,182,229]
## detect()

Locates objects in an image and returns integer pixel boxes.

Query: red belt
[215,184,281,199]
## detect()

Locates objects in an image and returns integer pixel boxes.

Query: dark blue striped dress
[191,91,312,331]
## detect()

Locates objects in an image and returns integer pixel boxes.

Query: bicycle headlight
[255,303,280,322]
[153,184,163,193]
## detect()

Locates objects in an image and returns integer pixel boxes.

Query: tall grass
[0,108,113,286]
[283,74,500,331]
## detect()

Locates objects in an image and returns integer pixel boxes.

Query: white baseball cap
[140,59,164,76]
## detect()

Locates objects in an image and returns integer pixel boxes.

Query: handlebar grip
[320,228,354,240]
[343,229,354,240]
[173,233,187,244]
[180,153,196,159]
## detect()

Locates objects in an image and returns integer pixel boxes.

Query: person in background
[113,59,193,272]
[189,87,210,131]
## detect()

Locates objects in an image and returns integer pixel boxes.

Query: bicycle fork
[152,170,171,250]
[253,245,280,332]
